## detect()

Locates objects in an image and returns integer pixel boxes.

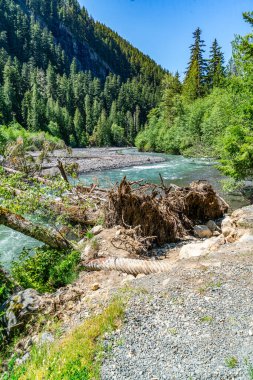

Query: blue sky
[80,0,252,75]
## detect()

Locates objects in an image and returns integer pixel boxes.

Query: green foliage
[0,267,14,306]
[183,28,207,101]
[0,123,64,155]
[11,247,80,293]
[0,267,15,351]
[136,14,253,181]
[225,356,238,369]
[206,39,225,89]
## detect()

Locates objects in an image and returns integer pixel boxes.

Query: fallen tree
[106,178,228,245]
[0,177,229,268]
[0,207,72,250]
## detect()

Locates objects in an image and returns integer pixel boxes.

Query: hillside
[0,0,167,146]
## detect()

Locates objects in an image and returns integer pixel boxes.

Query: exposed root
[105,178,228,246]
[111,225,156,255]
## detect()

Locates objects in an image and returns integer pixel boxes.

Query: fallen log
[0,206,72,250]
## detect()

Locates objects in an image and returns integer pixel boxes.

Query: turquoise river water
[0,150,248,268]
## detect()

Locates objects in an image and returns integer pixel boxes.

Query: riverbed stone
[179,236,224,259]
[4,289,40,335]
[206,220,219,232]
[81,240,99,260]
[232,205,253,230]
[91,225,104,235]
[39,332,55,345]
[193,225,212,239]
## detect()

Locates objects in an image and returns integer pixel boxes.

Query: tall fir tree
[183,27,207,101]
[206,39,225,89]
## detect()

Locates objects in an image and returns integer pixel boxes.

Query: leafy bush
[0,123,65,155]
[11,247,80,293]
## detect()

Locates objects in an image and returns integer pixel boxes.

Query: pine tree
[74,108,87,147]
[183,28,207,101]
[84,94,93,135]
[206,39,225,89]
[27,82,41,131]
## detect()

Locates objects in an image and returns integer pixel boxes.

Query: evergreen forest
[1,1,253,180]
[0,0,165,147]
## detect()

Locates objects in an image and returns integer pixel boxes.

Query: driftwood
[106,178,228,245]
[0,206,72,250]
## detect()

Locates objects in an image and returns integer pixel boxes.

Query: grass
[244,358,253,379]
[6,298,125,380]
[200,315,213,324]
[225,356,238,369]
[249,366,253,380]
[168,328,178,336]
[198,280,222,295]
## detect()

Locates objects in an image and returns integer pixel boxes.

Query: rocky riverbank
[2,205,253,378]
[32,147,165,175]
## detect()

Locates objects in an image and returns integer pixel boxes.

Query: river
[0,150,248,268]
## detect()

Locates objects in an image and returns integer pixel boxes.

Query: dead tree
[0,207,72,250]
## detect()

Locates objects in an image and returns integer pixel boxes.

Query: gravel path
[102,254,253,380]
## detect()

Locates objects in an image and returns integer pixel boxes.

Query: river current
[0,150,248,268]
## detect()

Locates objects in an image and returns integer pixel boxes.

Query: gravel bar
[32,147,166,175]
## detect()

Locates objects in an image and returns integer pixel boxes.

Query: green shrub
[0,123,65,155]
[11,247,80,293]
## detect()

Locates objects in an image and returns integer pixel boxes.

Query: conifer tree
[183,28,206,101]
[74,108,86,147]
[206,39,225,89]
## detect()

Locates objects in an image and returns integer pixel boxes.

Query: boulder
[221,216,233,230]
[4,289,41,336]
[91,225,103,236]
[193,225,212,239]
[231,206,253,230]
[179,236,225,259]
[81,238,99,260]
[206,220,219,232]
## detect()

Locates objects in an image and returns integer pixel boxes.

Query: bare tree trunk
[57,160,69,183]
[0,206,72,250]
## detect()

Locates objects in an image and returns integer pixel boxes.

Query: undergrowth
[11,247,80,293]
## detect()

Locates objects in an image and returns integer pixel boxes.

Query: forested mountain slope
[0,0,166,146]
